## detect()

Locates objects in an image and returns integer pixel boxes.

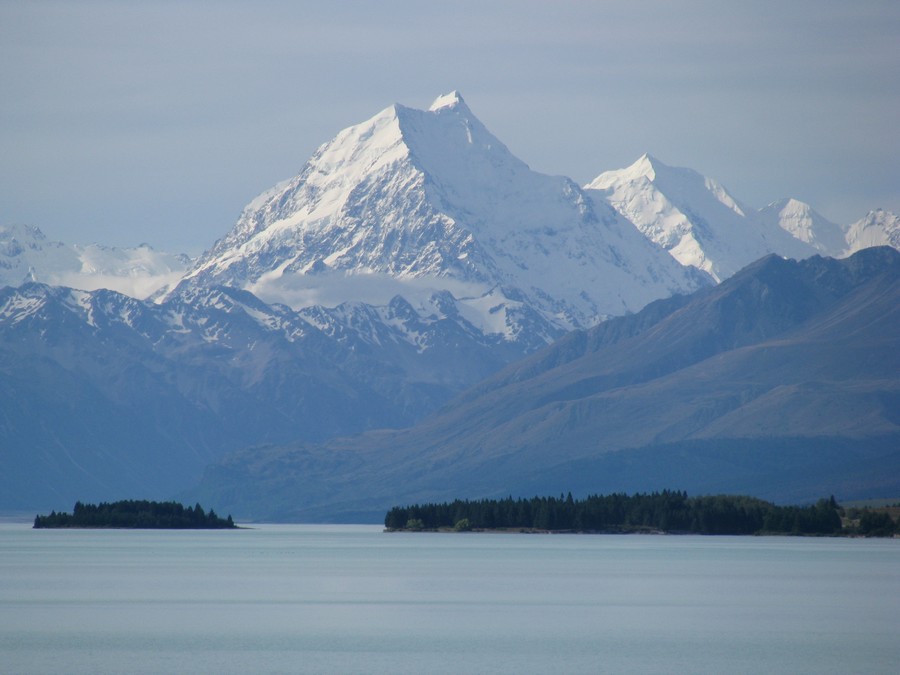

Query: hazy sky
[2,1,898,253]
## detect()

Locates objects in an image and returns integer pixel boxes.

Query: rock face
[186,248,900,522]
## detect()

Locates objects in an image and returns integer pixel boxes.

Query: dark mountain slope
[188,248,900,521]
[0,283,518,511]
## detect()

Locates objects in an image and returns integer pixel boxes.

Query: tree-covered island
[385,491,899,537]
[33,500,236,529]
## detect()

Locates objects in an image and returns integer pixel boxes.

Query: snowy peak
[0,223,46,248]
[844,209,900,254]
[428,90,468,112]
[175,94,705,340]
[1,224,78,286]
[588,154,747,218]
[757,198,846,256]
[216,92,501,259]
[596,152,660,184]
[592,154,899,269]
[397,91,529,198]
[630,152,659,180]
[0,224,190,299]
[587,155,817,281]
[766,197,811,218]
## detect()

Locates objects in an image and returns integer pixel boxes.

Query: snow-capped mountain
[6,91,900,515]
[0,224,190,298]
[844,209,900,255]
[172,93,708,342]
[586,154,819,282]
[757,198,847,256]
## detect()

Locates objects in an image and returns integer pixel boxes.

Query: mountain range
[168,92,708,339]
[0,280,528,510]
[0,224,189,299]
[187,247,900,521]
[2,92,899,515]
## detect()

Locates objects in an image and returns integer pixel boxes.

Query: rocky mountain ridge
[186,247,900,521]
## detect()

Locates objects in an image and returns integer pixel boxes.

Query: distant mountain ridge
[186,247,900,521]
[0,224,190,299]
[844,209,900,253]
[586,154,890,282]
[586,153,811,281]
[757,198,848,255]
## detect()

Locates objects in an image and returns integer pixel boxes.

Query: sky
[2,0,898,254]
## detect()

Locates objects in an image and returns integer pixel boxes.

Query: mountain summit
[172,94,707,341]
[587,155,819,281]
[844,209,900,254]
[428,90,466,111]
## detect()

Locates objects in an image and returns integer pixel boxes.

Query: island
[385,491,899,537]
[33,500,236,529]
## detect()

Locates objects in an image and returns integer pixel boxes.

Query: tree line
[384,491,859,536]
[848,507,899,537]
[34,500,235,529]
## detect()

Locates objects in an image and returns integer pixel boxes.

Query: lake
[1,523,898,674]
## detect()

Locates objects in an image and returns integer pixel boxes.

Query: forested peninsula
[385,492,899,537]
[33,500,236,529]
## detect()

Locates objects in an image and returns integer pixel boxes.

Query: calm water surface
[1,523,898,674]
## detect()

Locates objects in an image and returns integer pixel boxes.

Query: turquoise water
[1,523,898,674]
